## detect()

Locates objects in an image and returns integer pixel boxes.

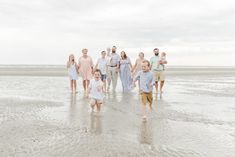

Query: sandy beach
[0,66,235,157]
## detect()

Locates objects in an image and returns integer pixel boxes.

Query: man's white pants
[107,66,118,91]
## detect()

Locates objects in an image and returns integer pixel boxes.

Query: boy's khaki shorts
[140,92,153,106]
[153,70,165,81]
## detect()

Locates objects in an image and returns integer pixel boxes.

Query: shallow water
[0,71,235,157]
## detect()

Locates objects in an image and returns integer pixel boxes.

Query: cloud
[0,0,235,65]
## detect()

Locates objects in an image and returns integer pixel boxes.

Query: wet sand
[0,66,235,157]
[1,65,235,76]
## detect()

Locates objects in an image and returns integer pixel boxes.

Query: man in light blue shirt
[150,48,167,95]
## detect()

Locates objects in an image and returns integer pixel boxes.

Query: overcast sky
[0,0,235,66]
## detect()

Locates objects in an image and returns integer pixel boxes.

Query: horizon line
[0,64,234,68]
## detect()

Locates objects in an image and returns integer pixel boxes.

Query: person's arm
[116,55,120,72]
[131,71,140,88]
[66,61,70,68]
[151,74,155,86]
[150,58,153,70]
[94,59,99,72]
[75,62,79,74]
[105,60,108,74]
[132,71,140,86]
[116,61,120,73]
[77,58,80,71]
[132,59,137,72]
[162,60,167,64]
[90,57,94,73]
[159,60,167,65]
[102,82,105,92]
[129,58,133,70]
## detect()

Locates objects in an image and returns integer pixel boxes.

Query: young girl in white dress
[67,54,79,93]
[86,69,105,112]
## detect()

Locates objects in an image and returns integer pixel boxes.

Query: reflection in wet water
[90,113,102,135]
[1,74,235,157]
[139,120,153,145]
[69,94,77,124]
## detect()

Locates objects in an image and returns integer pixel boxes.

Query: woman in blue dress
[119,51,133,92]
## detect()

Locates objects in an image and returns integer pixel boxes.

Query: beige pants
[107,66,118,90]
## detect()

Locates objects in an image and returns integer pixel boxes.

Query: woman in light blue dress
[119,51,133,92]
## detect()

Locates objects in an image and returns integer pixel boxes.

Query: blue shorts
[101,74,106,81]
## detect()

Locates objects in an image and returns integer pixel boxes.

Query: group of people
[67,46,167,119]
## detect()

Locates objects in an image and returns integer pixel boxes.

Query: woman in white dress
[67,54,79,93]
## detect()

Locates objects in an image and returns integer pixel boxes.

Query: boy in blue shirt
[133,60,155,120]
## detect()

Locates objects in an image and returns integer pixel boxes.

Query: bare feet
[142,115,147,121]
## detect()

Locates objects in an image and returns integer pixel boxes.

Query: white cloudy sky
[0,0,235,66]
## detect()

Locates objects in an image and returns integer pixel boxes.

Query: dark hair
[121,51,127,59]
[101,51,106,54]
[112,46,116,48]
[154,48,159,51]
[94,69,101,75]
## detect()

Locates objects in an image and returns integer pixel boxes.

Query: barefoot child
[67,54,79,93]
[94,51,108,91]
[86,69,105,112]
[133,60,155,120]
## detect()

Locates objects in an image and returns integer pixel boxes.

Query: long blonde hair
[68,54,75,63]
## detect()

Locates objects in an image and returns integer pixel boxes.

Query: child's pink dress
[78,56,93,80]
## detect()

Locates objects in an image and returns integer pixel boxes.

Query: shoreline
[0,66,234,77]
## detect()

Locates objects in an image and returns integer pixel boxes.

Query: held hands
[159,60,167,64]
[85,91,89,98]
[131,82,136,88]
[97,85,102,92]
[116,67,120,73]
